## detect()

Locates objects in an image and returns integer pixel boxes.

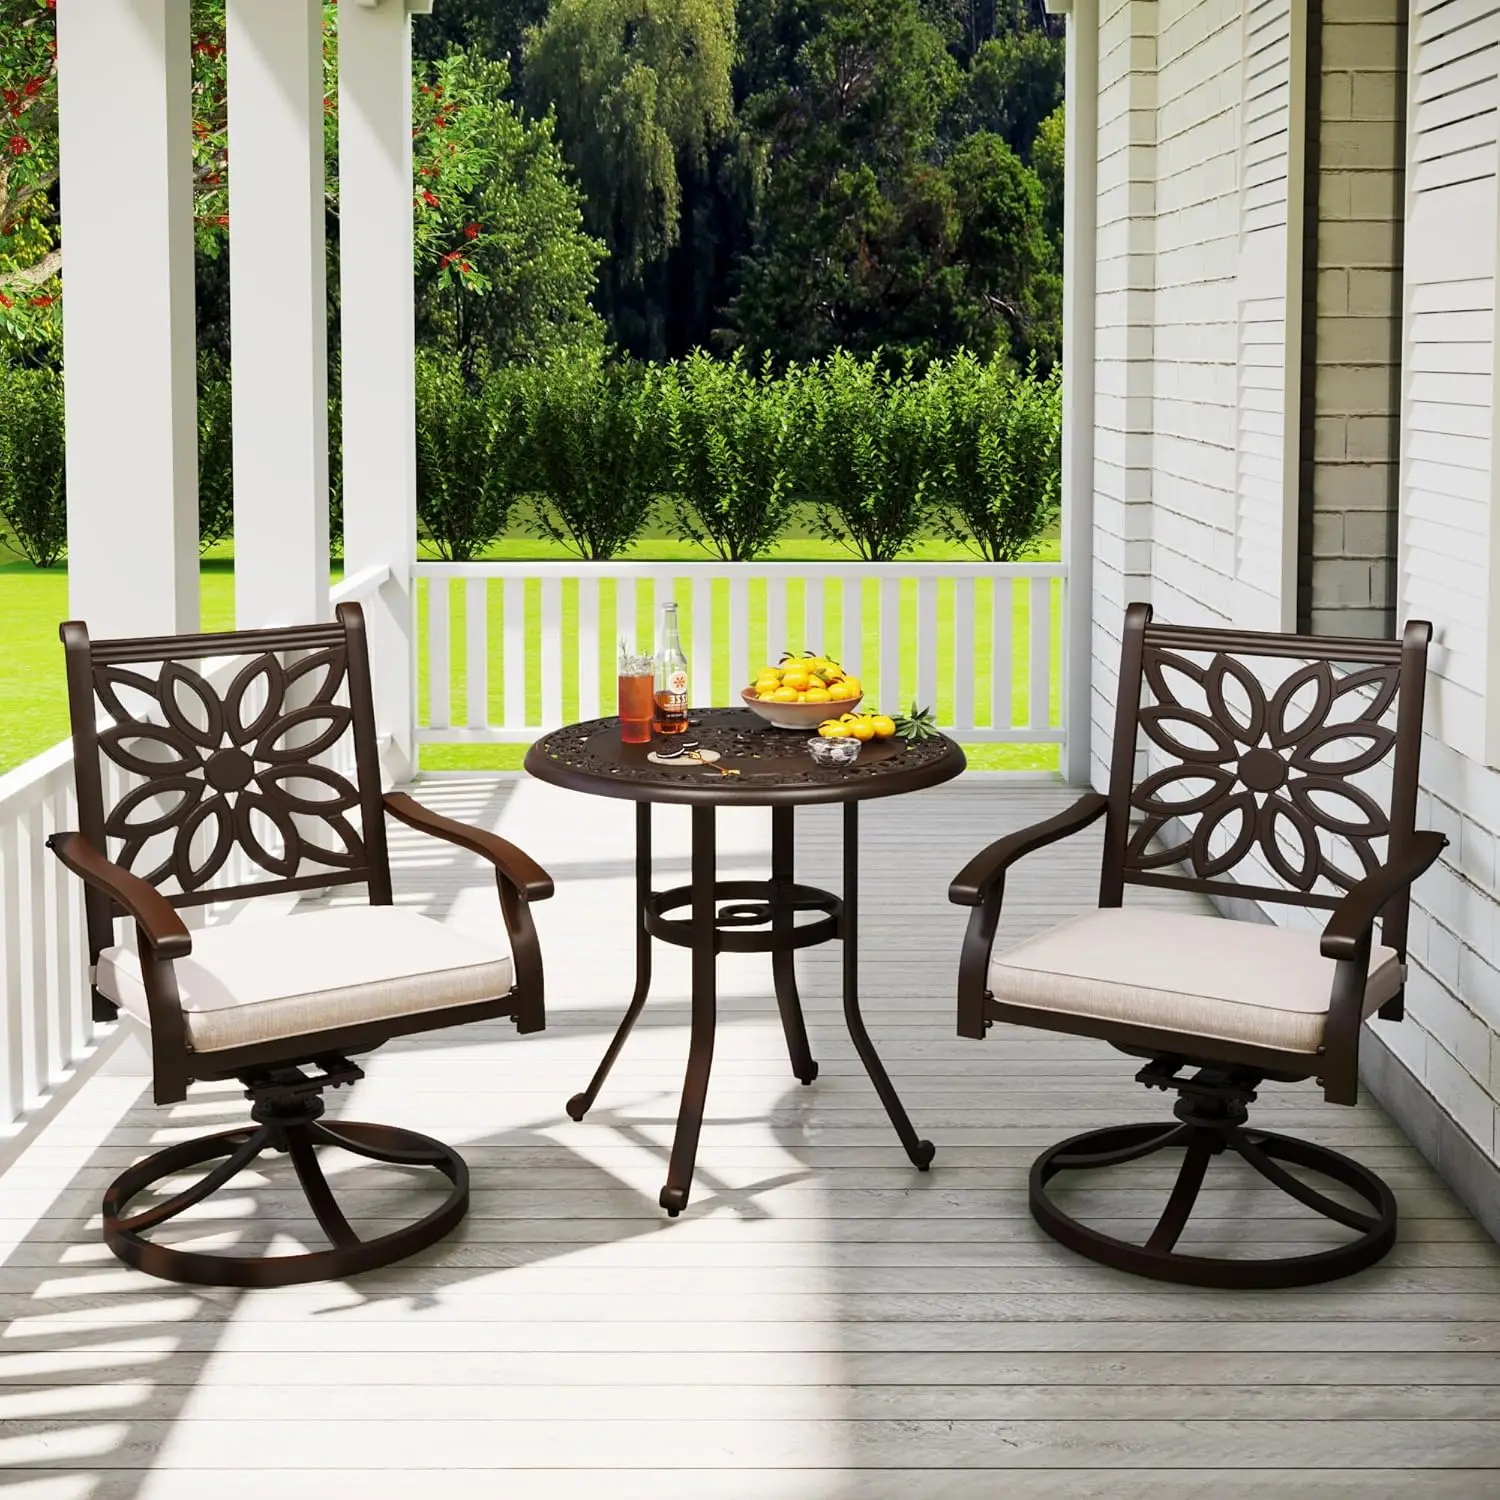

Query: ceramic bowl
[741,688,863,731]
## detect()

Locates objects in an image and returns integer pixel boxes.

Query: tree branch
[0,246,62,291]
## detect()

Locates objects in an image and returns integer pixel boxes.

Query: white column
[339,0,418,779]
[1055,0,1099,787]
[226,0,330,629]
[56,0,199,637]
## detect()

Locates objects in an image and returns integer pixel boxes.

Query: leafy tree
[799,350,939,561]
[524,0,735,356]
[929,352,1060,560]
[0,0,59,350]
[947,27,1063,159]
[661,349,801,559]
[729,0,963,366]
[947,130,1059,368]
[1032,100,1064,241]
[197,364,235,553]
[411,50,606,377]
[525,357,667,559]
[0,361,65,565]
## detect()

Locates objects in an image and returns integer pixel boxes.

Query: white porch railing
[414,560,1067,745]
[0,566,389,1135]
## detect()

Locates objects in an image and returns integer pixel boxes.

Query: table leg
[771,806,819,1085]
[841,801,935,1169]
[660,804,719,1216]
[566,802,654,1122]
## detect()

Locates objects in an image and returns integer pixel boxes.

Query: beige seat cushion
[988,906,1403,1056]
[97,906,514,1054]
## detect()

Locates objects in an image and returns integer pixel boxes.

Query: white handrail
[412,559,1067,747]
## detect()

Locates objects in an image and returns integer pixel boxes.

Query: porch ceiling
[2,775,1496,1495]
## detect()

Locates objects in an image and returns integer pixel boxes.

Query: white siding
[1090,0,1160,785]
[1085,0,1500,1175]
[1398,0,1500,1168]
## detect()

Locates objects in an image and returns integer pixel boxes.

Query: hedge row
[0,351,1061,567]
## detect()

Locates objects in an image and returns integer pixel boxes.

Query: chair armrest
[383,792,555,901]
[47,832,192,960]
[949,793,1109,907]
[1321,830,1447,961]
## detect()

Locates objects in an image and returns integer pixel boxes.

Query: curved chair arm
[382,792,550,1035]
[47,832,192,959]
[1321,831,1447,961]
[949,793,1109,907]
[383,793,555,901]
[1319,830,1446,1106]
[951,793,1109,1040]
[47,832,194,1103]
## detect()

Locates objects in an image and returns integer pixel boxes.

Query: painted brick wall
[1302,0,1406,638]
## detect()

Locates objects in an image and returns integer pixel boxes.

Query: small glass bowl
[807,735,861,768]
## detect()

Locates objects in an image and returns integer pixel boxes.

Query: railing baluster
[503,571,525,731]
[427,573,450,731]
[1,813,25,1123]
[691,572,713,711]
[729,573,749,699]
[766,575,788,663]
[917,575,938,718]
[44,787,75,1074]
[954,575,975,737]
[880,576,901,712]
[1030,575,1053,730]
[578,573,601,722]
[541,575,563,730]
[804,577,824,663]
[466,576,488,732]
[993,574,1014,731]
[841,575,862,682]
[22,803,50,1101]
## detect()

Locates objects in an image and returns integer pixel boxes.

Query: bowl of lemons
[742,652,863,730]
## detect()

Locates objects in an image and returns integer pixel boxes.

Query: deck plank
[1,772,1496,1497]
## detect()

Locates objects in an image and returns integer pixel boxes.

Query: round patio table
[524,707,967,1215]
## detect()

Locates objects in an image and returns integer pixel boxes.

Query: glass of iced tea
[617,648,655,745]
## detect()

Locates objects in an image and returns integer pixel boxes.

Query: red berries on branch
[7,135,28,156]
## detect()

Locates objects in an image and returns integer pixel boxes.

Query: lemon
[818,720,851,739]
[772,686,799,703]
[756,690,779,702]
[839,675,862,697]
[781,672,810,693]
[870,714,897,738]
[804,687,831,703]
[827,679,858,701]
[848,718,876,742]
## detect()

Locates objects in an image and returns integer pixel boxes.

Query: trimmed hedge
[2,350,1061,566]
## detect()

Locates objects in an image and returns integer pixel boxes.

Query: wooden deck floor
[2,773,1499,1497]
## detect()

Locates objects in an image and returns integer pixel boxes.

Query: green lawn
[0,531,1062,776]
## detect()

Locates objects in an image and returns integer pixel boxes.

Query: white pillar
[1056,0,1100,787]
[56,0,199,637]
[226,0,330,629]
[338,0,418,779]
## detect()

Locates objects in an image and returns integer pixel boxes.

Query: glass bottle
[653,602,689,735]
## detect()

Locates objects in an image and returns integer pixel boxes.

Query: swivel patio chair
[951,603,1444,1288]
[51,602,551,1288]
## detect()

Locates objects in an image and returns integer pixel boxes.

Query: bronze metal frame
[951,603,1445,1287]
[52,603,552,1287]
[528,710,962,1215]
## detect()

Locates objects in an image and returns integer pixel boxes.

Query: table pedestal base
[565,802,934,1215]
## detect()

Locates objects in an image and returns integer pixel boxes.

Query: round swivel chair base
[1030,1122,1397,1290]
[103,1120,469,1289]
